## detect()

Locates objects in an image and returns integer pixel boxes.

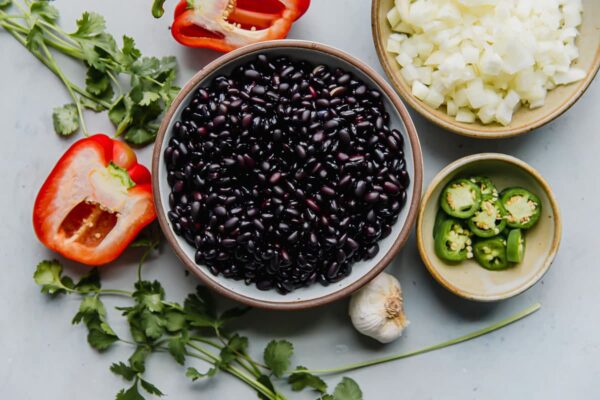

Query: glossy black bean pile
[164,54,410,294]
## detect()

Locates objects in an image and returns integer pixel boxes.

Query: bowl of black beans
[153,40,423,310]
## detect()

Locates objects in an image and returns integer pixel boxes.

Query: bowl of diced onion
[372,0,600,138]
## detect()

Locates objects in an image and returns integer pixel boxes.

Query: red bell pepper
[171,0,311,52]
[33,134,156,266]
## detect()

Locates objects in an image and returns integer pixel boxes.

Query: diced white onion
[386,0,585,125]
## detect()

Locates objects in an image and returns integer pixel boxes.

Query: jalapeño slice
[434,218,473,262]
[433,208,450,239]
[507,229,526,263]
[473,237,509,270]
[469,176,498,200]
[501,187,542,229]
[468,198,507,238]
[440,179,482,219]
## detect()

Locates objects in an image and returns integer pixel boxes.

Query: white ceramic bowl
[152,40,423,310]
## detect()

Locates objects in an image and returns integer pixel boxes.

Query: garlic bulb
[349,272,408,344]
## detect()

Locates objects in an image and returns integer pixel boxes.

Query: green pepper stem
[299,303,541,375]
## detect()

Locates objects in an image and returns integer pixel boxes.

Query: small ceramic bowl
[153,40,424,310]
[371,0,600,139]
[417,154,562,301]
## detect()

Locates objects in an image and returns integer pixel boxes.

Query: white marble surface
[1,1,599,399]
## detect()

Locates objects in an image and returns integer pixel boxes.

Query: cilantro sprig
[0,1,179,144]
[32,252,541,400]
[33,258,362,400]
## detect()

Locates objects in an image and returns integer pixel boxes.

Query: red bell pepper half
[171,0,311,52]
[33,134,156,266]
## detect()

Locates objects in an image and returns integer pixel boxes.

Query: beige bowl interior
[417,154,562,301]
[372,0,600,138]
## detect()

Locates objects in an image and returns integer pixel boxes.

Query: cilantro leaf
[139,91,160,106]
[87,326,119,350]
[72,296,107,324]
[33,260,71,295]
[186,367,217,381]
[52,104,79,136]
[257,375,276,400]
[130,237,156,249]
[72,294,119,351]
[71,12,106,39]
[220,334,249,365]
[109,96,128,126]
[133,281,165,313]
[168,336,187,365]
[164,310,186,333]
[116,382,145,400]
[118,35,142,67]
[184,286,220,328]
[140,379,163,396]
[220,306,251,322]
[332,378,363,400]
[75,267,101,293]
[85,67,113,97]
[110,362,137,381]
[124,126,156,146]
[30,1,59,22]
[80,96,107,112]
[25,23,44,52]
[140,310,165,339]
[263,340,293,378]
[288,367,327,394]
[129,346,150,373]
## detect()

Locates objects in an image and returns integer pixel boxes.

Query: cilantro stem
[136,244,155,283]
[60,286,132,297]
[0,17,29,34]
[37,18,79,47]
[95,288,134,296]
[299,303,541,376]
[187,341,220,363]
[185,345,282,400]
[40,41,88,135]
[107,71,124,96]
[0,23,111,120]
[190,336,222,349]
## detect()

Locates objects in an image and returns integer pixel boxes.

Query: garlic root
[349,272,408,344]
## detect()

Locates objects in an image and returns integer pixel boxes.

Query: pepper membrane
[33,135,156,265]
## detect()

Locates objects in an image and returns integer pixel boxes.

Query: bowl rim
[371,0,600,139]
[152,39,424,310]
[416,153,562,301]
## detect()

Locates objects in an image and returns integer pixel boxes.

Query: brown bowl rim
[371,0,600,139]
[416,153,562,301]
[152,39,424,310]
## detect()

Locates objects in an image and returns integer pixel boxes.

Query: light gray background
[1,1,598,399]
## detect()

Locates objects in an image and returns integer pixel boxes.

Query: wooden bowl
[372,0,600,138]
[153,40,423,310]
[416,154,562,301]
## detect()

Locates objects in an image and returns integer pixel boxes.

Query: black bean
[365,243,379,259]
[244,69,261,80]
[365,192,380,203]
[354,180,367,197]
[224,217,239,230]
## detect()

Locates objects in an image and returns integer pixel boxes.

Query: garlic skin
[349,272,408,344]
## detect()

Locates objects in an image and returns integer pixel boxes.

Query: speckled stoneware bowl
[153,40,423,310]
[417,153,562,301]
[372,0,600,138]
